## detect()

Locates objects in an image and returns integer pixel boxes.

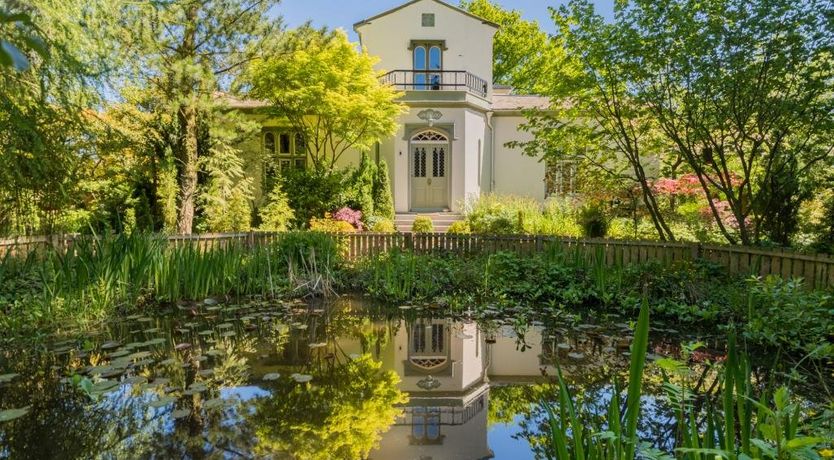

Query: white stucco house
[231,0,552,227]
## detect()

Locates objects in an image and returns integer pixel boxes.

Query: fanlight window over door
[411,130,448,142]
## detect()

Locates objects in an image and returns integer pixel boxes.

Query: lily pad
[204,398,225,410]
[101,341,121,350]
[290,373,313,383]
[262,373,281,381]
[91,380,120,394]
[149,396,177,408]
[216,323,233,329]
[0,373,20,384]
[171,409,191,419]
[197,369,214,378]
[308,343,327,349]
[0,407,30,422]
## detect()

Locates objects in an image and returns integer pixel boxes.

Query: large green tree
[248,29,404,173]
[119,0,280,234]
[629,0,834,245]
[460,0,566,94]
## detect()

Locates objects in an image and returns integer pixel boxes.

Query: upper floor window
[413,42,443,90]
[421,13,435,27]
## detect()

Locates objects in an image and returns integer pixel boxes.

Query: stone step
[394,213,463,233]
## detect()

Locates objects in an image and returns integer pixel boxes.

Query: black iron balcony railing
[380,70,488,97]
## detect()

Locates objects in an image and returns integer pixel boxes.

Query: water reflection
[0,298,756,459]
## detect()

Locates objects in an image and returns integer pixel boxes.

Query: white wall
[492,115,546,202]
[356,0,497,99]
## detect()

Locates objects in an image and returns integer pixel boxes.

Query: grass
[0,232,342,335]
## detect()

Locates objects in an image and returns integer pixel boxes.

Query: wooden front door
[411,143,449,210]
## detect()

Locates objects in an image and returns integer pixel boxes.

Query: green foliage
[309,216,355,233]
[248,29,404,172]
[367,217,396,233]
[372,159,395,220]
[459,0,565,94]
[0,232,344,334]
[259,181,295,232]
[199,143,253,233]
[349,152,376,217]
[579,204,608,238]
[411,216,434,233]
[541,311,832,459]
[446,221,471,234]
[464,194,584,236]
[280,168,351,228]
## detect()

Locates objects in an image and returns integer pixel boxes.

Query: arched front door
[410,130,449,210]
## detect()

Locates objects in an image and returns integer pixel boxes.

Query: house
[230,0,552,226]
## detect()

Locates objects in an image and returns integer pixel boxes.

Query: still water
[0,296,784,459]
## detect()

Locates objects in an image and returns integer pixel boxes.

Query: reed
[540,301,831,459]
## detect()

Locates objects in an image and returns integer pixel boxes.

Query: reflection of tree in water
[251,354,407,460]
[0,353,167,459]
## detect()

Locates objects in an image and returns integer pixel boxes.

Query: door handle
[427,178,432,185]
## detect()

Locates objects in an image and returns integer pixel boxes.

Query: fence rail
[2,232,833,290]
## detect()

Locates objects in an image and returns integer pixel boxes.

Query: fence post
[690,243,703,260]
[404,232,414,251]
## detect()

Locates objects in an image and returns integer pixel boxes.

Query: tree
[120,0,280,234]
[513,1,678,241]
[460,0,565,94]
[350,152,376,217]
[0,1,115,235]
[259,181,294,232]
[373,158,395,219]
[630,0,834,245]
[248,30,405,173]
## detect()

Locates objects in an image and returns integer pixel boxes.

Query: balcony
[381,70,488,98]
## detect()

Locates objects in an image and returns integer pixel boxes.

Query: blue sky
[275,0,615,40]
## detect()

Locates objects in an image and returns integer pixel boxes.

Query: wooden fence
[2,232,833,290]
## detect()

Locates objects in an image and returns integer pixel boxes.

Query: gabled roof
[353,0,499,31]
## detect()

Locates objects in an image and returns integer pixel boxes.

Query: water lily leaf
[203,298,219,306]
[101,341,121,350]
[188,382,208,392]
[175,343,192,351]
[203,398,224,410]
[91,380,120,394]
[0,407,30,422]
[149,396,177,408]
[262,373,281,381]
[220,331,236,338]
[197,369,214,378]
[108,350,130,358]
[308,343,327,349]
[171,409,191,419]
[568,352,585,360]
[0,373,19,384]
[137,317,153,323]
[216,323,233,329]
[198,330,214,336]
[128,351,152,361]
[205,349,225,357]
[290,373,312,383]
[123,376,148,386]
[144,338,166,346]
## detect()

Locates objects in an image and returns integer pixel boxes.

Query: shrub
[446,221,471,234]
[411,216,434,233]
[465,193,541,234]
[373,159,395,219]
[349,152,376,217]
[310,214,356,233]
[259,182,295,231]
[579,204,608,238]
[280,169,351,228]
[332,207,363,230]
[368,217,396,233]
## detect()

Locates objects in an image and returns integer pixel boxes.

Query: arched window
[413,46,426,89]
[264,132,275,154]
[410,130,449,143]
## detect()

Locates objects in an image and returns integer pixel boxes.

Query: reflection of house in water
[371,318,492,460]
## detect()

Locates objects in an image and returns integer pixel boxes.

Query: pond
[0,296,825,459]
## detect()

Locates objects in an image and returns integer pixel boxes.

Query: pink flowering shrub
[651,174,702,197]
[700,199,750,230]
[332,207,364,230]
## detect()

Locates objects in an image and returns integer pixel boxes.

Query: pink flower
[332,207,363,230]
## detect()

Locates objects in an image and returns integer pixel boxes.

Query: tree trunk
[176,3,199,235]
[177,103,198,234]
